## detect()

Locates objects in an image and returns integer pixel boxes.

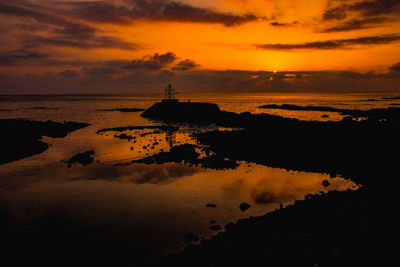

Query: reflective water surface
[2,92,395,258]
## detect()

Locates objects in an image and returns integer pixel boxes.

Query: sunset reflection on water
[0,93,383,258]
[0,120,358,257]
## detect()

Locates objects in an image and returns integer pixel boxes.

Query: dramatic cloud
[389,62,400,73]
[25,34,137,50]
[172,59,199,71]
[0,2,96,34]
[0,0,399,94]
[254,34,400,50]
[350,0,400,17]
[0,49,47,65]
[125,52,178,70]
[323,7,348,21]
[71,0,260,27]
[321,17,389,32]
[0,2,137,50]
[323,0,400,20]
[321,0,400,32]
[270,21,298,27]
[1,69,400,94]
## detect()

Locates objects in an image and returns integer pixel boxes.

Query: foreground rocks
[65,150,95,167]
[140,102,397,266]
[128,144,239,170]
[258,104,400,123]
[0,119,89,165]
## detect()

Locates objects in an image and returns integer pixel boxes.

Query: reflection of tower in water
[165,128,176,147]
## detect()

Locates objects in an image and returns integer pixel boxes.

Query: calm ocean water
[0,92,398,259]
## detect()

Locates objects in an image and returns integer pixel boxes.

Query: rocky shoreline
[0,119,89,165]
[139,101,398,266]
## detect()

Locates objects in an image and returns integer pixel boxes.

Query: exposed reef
[209,225,221,231]
[97,125,178,134]
[382,96,400,100]
[128,144,239,170]
[0,107,59,112]
[141,101,221,123]
[183,233,199,244]
[132,144,200,165]
[239,202,251,212]
[258,104,400,122]
[65,150,95,168]
[142,101,400,128]
[0,119,89,165]
[160,189,377,266]
[114,134,136,140]
[139,101,398,266]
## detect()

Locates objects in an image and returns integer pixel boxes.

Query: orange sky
[0,0,399,93]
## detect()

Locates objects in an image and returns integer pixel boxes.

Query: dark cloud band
[73,0,260,27]
[254,34,400,50]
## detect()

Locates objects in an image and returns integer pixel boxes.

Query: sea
[0,92,398,261]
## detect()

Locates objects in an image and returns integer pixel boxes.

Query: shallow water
[1,92,396,258]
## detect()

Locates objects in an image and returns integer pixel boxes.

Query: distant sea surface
[0,92,398,261]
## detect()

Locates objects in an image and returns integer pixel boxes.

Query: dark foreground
[144,101,397,266]
[0,119,89,165]
[1,101,398,266]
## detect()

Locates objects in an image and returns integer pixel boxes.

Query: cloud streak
[72,0,261,27]
[270,21,298,27]
[0,49,47,65]
[321,0,400,32]
[254,34,400,50]
[321,17,389,32]
[25,35,137,50]
[0,2,138,50]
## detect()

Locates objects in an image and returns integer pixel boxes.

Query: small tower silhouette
[165,84,175,99]
[162,84,178,103]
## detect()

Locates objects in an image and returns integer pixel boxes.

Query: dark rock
[97,126,178,134]
[65,150,95,168]
[0,119,89,165]
[114,134,135,140]
[146,101,400,267]
[183,233,199,244]
[131,144,200,165]
[239,202,251,211]
[258,104,400,123]
[342,116,353,122]
[206,204,217,208]
[322,180,331,187]
[141,101,220,123]
[209,225,222,231]
[382,96,400,100]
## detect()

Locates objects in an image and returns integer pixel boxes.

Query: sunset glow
[0,0,399,93]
